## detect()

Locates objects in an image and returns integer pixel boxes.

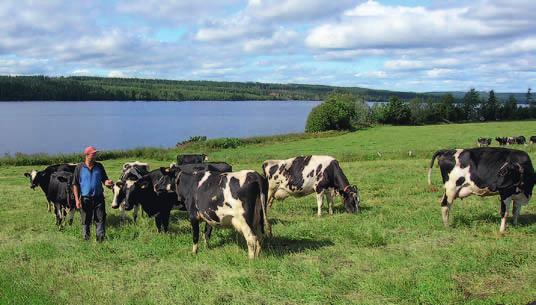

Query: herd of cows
[477,135,536,146]
[23,144,534,258]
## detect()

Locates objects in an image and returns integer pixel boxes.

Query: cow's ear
[24,173,30,177]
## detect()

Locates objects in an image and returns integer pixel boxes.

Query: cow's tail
[428,150,445,187]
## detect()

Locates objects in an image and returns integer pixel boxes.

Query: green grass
[1,121,536,305]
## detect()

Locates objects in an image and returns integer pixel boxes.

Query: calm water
[0,100,321,155]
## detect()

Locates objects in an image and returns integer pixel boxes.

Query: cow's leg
[512,201,521,226]
[132,204,139,223]
[231,216,259,259]
[316,191,324,217]
[204,224,212,249]
[66,208,75,225]
[190,215,200,254]
[119,204,126,224]
[54,203,62,227]
[47,201,53,213]
[161,208,171,233]
[155,213,163,232]
[326,190,335,215]
[499,195,512,233]
[267,187,276,208]
[440,192,454,227]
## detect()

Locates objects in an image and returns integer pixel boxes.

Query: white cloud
[306,0,536,50]
[108,70,128,78]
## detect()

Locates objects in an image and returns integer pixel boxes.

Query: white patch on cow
[197,171,212,188]
[122,161,150,171]
[111,184,122,208]
[30,170,38,184]
[166,184,171,191]
[126,180,136,188]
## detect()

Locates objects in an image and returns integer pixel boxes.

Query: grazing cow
[515,136,527,145]
[477,138,491,147]
[122,168,180,232]
[262,155,360,217]
[428,147,534,232]
[496,137,508,146]
[24,163,76,212]
[530,136,536,144]
[176,154,208,165]
[111,162,150,222]
[175,169,268,259]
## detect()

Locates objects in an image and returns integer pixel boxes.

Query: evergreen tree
[462,88,480,121]
[483,90,498,120]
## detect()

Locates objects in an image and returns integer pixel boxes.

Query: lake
[0,100,321,155]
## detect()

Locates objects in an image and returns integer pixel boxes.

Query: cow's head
[24,170,40,189]
[341,185,360,213]
[123,179,145,211]
[154,167,177,195]
[111,181,128,209]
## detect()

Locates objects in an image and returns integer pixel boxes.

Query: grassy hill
[1,121,536,304]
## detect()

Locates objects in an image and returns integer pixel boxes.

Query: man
[72,146,113,242]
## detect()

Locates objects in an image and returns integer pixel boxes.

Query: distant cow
[477,138,491,147]
[515,136,526,145]
[496,137,508,146]
[530,136,536,144]
[262,155,360,217]
[24,163,76,213]
[111,162,150,222]
[428,147,534,232]
[176,154,208,166]
[175,169,268,259]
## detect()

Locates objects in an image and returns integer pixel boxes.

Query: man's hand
[104,179,113,188]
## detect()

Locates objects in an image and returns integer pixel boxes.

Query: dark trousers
[80,196,106,240]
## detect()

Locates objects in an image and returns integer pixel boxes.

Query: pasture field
[1,121,536,305]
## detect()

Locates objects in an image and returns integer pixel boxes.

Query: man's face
[86,152,97,162]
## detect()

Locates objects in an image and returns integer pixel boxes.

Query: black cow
[47,171,76,228]
[428,147,534,232]
[175,169,268,259]
[496,137,508,146]
[530,136,536,144]
[122,168,178,232]
[477,138,491,147]
[262,155,360,217]
[176,154,208,165]
[24,163,76,213]
[111,162,150,223]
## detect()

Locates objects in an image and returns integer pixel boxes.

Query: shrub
[382,96,412,125]
[305,92,367,132]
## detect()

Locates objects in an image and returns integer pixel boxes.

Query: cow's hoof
[192,244,198,254]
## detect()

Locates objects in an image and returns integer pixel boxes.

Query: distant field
[1,121,536,305]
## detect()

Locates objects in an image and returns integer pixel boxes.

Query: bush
[381,97,412,125]
[305,92,367,132]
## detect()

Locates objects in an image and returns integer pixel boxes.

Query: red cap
[83,146,98,155]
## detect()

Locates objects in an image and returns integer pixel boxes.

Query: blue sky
[0,0,535,92]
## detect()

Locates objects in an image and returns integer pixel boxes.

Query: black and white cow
[428,147,534,232]
[111,162,150,222]
[176,154,208,166]
[496,137,508,146]
[530,136,536,144]
[477,138,491,147]
[24,163,76,213]
[262,155,360,217]
[175,169,268,259]
[47,171,76,228]
[122,168,180,232]
[515,136,527,145]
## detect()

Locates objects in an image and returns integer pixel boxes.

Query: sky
[0,0,535,92]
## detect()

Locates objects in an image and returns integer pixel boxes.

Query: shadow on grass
[309,204,372,215]
[452,212,536,228]
[263,236,334,257]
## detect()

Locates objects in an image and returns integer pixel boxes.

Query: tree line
[0,75,429,102]
[306,88,535,132]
